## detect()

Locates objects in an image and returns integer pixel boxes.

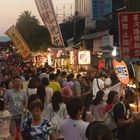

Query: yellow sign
[5,25,30,58]
[113,59,130,85]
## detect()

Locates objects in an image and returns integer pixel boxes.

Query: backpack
[104,102,126,131]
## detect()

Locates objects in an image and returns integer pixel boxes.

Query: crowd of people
[0,61,140,140]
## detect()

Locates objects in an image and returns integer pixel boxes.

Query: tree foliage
[16,10,51,52]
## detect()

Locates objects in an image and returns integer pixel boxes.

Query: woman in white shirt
[90,90,106,122]
[46,91,67,138]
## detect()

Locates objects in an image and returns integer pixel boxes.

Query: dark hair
[92,90,105,105]
[127,120,140,140]
[66,97,83,119]
[86,122,113,140]
[27,94,41,110]
[107,90,118,104]
[67,73,74,81]
[99,73,106,78]
[28,77,39,88]
[0,96,5,111]
[76,74,81,79]
[125,87,135,98]
[52,91,63,112]
[61,71,67,77]
[49,73,56,80]
[36,84,46,106]
[41,77,49,86]
[28,100,43,112]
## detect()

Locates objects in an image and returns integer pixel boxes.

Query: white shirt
[27,88,37,97]
[46,103,67,121]
[45,86,53,105]
[105,78,112,87]
[92,78,105,97]
[60,119,89,140]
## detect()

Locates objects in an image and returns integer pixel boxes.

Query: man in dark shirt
[114,87,136,140]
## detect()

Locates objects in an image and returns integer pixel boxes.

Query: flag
[35,0,64,47]
[5,25,30,58]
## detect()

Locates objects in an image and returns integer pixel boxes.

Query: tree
[16,10,51,52]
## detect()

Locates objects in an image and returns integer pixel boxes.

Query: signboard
[92,0,112,19]
[35,0,64,47]
[5,25,30,58]
[118,12,140,58]
[78,51,91,65]
[113,59,130,85]
[70,51,74,64]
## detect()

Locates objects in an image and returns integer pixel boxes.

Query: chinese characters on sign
[35,0,64,47]
[113,59,129,85]
[118,12,140,58]
[5,25,30,58]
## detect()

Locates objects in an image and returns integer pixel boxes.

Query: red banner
[118,12,140,58]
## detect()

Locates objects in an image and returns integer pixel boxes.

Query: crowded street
[0,0,140,140]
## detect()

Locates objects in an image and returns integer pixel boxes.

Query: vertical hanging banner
[35,0,64,47]
[5,25,30,58]
[112,59,130,85]
[118,12,140,58]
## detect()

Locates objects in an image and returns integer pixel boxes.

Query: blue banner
[92,0,112,19]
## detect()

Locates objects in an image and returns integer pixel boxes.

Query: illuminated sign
[78,51,91,65]
[113,59,130,85]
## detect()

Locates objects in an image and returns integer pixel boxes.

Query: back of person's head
[86,122,113,140]
[107,90,119,104]
[49,73,56,80]
[41,67,46,73]
[36,83,46,105]
[127,120,140,140]
[99,72,106,78]
[76,74,82,79]
[92,90,105,105]
[41,77,49,86]
[56,69,61,75]
[0,96,5,111]
[61,71,67,77]
[125,87,135,103]
[28,77,39,88]
[52,91,63,112]
[66,97,83,119]
[67,73,74,81]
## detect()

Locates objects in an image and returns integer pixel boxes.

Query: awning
[81,30,109,40]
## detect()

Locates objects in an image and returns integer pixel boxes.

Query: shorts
[10,115,22,135]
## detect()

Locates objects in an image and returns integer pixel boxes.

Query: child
[21,100,56,140]
[0,96,11,140]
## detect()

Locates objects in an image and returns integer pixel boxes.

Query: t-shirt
[27,88,37,97]
[92,78,104,97]
[90,102,106,122]
[45,86,53,105]
[48,81,61,92]
[21,118,54,140]
[0,110,11,139]
[73,80,81,97]
[5,89,27,115]
[60,119,89,140]
[46,103,67,122]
